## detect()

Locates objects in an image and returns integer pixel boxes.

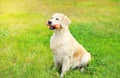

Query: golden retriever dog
[47,13,91,78]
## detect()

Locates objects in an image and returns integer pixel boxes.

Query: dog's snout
[48,21,52,25]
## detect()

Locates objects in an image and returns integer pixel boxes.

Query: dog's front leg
[60,56,70,78]
[54,57,62,69]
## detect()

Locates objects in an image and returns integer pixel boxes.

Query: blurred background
[0,0,120,78]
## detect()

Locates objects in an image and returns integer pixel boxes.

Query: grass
[0,0,120,78]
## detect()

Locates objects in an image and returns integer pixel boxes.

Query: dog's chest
[50,33,71,54]
[50,35,65,50]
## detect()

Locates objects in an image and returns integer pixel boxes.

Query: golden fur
[47,13,91,78]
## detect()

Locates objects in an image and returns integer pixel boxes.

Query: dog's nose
[48,21,52,25]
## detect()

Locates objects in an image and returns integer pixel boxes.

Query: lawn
[0,0,120,78]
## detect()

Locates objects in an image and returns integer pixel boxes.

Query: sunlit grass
[0,0,120,78]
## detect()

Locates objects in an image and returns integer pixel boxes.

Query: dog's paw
[80,68,84,72]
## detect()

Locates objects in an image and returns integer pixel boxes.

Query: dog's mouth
[46,23,56,30]
[47,23,61,30]
[49,25,56,30]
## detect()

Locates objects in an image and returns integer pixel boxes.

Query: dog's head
[47,13,71,30]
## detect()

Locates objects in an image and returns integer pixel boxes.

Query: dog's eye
[56,18,59,20]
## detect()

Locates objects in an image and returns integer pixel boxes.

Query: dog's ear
[61,15,71,27]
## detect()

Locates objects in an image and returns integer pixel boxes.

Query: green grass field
[0,0,120,78]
